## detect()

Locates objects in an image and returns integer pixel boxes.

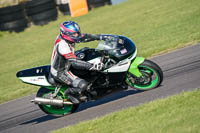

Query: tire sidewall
[127,59,163,90]
[0,19,28,32]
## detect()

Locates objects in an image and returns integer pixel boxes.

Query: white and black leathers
[50,34,104,102]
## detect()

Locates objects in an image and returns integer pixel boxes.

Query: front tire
[36,87,79,116]
[126,59,163,90]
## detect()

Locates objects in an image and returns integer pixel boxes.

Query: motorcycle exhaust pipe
[31,97,73,107]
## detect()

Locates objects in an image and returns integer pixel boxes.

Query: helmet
[60,21,82,43]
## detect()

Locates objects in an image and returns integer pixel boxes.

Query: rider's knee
[72,78,88,91]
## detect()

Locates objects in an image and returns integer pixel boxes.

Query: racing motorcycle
[16,35,163,116]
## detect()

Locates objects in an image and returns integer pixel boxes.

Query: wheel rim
[41,92,73,115]
[126,65,159,90]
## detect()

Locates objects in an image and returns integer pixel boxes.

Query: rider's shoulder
[55,36,68,45]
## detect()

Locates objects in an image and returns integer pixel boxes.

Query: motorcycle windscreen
[16,65,51,86]
[96,36,136,61]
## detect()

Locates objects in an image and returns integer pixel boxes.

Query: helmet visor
[62,31,82,42]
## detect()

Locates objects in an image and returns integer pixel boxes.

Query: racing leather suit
[50,34,103,95]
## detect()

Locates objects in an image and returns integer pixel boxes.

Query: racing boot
[67,94,80,104]
[64,79,89,104]
[64,88,82,104]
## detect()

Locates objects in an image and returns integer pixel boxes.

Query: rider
[50,21,112,104]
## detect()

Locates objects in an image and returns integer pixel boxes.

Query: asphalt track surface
[0,44,200,133]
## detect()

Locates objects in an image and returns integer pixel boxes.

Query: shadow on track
[20,89,144,126]
[20,115,58,125]
[77,89,143,112]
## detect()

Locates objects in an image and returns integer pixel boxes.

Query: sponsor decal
[118,39,124,44]
[63,52,77,59]
[30,77,44,82]
[120,48,127,54]
[36,69,43,73]
[36,69,40,73]
[79,53,85,59]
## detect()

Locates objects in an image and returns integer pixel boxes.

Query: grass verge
[0,0,200,103]
[53,89,200,133]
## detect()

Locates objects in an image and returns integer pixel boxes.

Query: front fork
[128,57,145,78]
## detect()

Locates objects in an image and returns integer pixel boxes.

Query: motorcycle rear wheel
[126,59,163,90]
[36,87,79,116]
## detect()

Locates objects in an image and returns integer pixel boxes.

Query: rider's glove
[100,35,116,42]
[89,62,104,71]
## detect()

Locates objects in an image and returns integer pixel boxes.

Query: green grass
[0,0,200,103]
[53,89,200,133]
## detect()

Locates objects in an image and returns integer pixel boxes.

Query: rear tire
[0,10,25,23]
[0,4,28,32]
[25,0,54,8]
[26,2,56,16]
[0,4,23,15]
[29,8,58,25]
[126,59,163,90]
[0,19,28,32]
[58,4,70,15]
[36,87,79,116]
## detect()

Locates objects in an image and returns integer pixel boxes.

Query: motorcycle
[16,35,163,116]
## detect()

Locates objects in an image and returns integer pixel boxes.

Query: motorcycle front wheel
[126,59,163,90]
[36,87,79,116]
